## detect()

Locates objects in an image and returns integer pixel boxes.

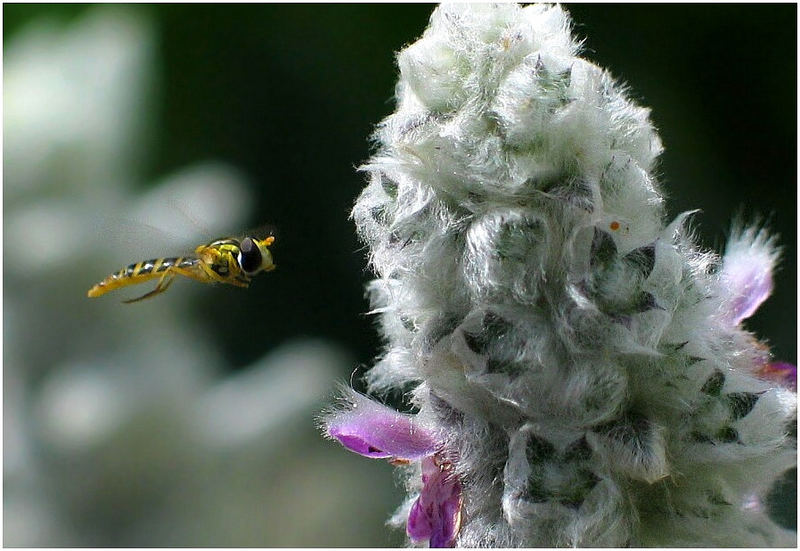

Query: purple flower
[715,229,795,393]
[407,454,462,547]
[321,387,462,547]
[757,361,797,392]
[719,227,778,325]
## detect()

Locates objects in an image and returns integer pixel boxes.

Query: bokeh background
[3,4,795,546]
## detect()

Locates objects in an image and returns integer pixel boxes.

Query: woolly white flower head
[331,4,796,547]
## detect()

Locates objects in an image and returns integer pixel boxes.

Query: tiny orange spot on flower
[609,221,620,231]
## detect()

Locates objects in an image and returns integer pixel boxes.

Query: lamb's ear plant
[320,4,796,547]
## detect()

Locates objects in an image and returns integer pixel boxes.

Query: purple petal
[758,362,797,392]
[407,456,463,548]
[720,227,779,325]
[322,386,439,460]
[407,493,433,540]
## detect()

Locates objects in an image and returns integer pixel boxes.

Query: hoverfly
[88,234,276,303]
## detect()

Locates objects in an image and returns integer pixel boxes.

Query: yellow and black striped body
[88,234,275,303]
[87,256,207,298]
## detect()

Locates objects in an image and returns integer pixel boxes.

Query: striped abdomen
[87,257,200,298]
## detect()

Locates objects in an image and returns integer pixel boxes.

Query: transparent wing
[91,215,199,261]
[92,161,255,261]
[131,162,252,243]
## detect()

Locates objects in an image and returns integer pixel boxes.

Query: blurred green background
[4,4,795,546]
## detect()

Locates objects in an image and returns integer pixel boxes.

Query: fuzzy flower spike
[322,4,796,547]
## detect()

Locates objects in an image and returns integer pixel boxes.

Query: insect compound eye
[238,237,263,274]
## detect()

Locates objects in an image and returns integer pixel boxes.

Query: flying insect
[88,235,276,303]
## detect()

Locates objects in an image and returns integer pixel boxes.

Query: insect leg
[122,271,177,304]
